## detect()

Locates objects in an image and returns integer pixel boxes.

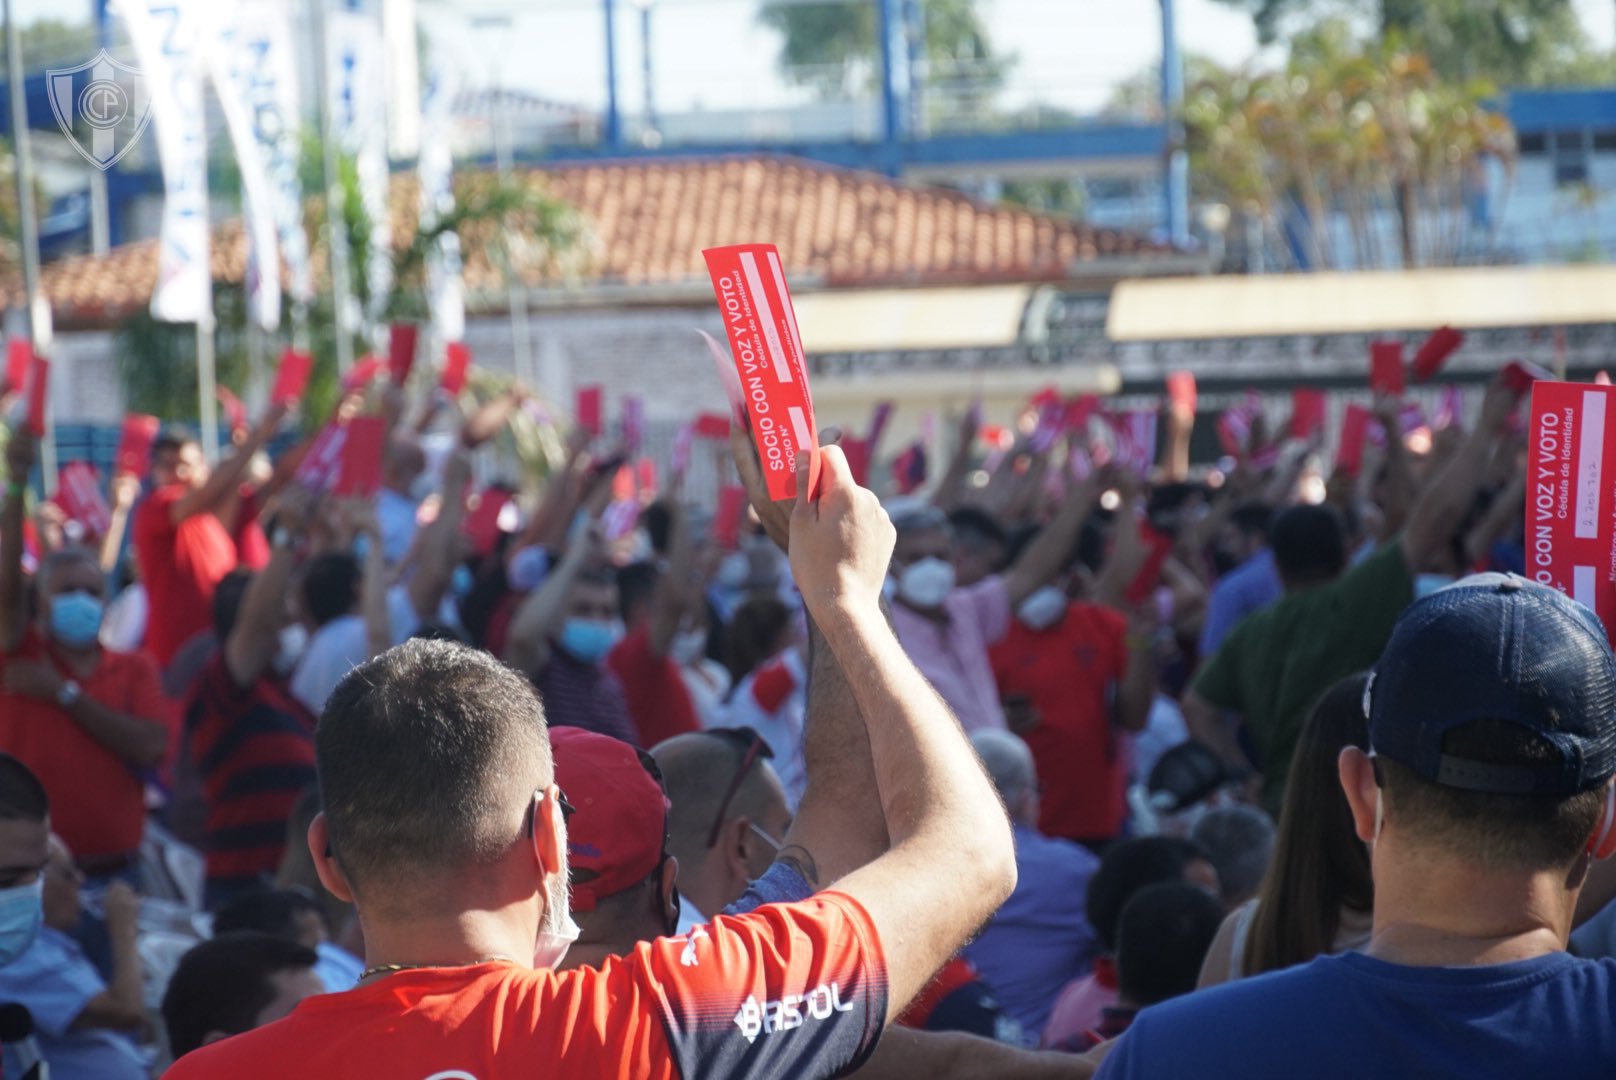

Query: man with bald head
[964,728,1103,1036]
[0,431,168,877]
[377,433,429,565]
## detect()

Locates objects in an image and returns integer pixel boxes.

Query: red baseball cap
[551,727,670,912]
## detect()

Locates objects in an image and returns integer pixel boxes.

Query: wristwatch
[56,680,82,708]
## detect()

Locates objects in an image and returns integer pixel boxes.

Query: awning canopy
[794,285,1036,353]
[1106,266,1616,342]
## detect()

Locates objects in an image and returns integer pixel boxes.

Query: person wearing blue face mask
[0,432,169,898]
[505,517,639,746]
[0,754,50,970]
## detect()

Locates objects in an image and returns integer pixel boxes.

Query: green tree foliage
[1212,0,1608,86]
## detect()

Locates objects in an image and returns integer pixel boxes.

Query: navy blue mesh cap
[1366,573,1616,797]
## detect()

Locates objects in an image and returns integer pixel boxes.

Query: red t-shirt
[0,628,166,858]
[165,892,888,1080]
[990,602,1130,843]
[132,484,239,667]
[607,623,700,748]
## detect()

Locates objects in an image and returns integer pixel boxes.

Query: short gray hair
[1190,805,1276,903]
[971,729,1036,805]
[37,546,103,593]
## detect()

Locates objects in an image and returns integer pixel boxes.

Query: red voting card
[702,243,820,501]
[1503,360,1553,396]
[636,457,658,495]
[3,339,29,393]
[1370,341,1406,396]
[1527,381,1616,643]
[1166,371,1198,416]
[1413,326,1463,382]
[1125,521,1175,606]
[694,413,731,440]
[334,416,386,497]
[54,463,110,536]
[1290,388,1327,440]
[576,385,603,436]
[293,421,347,493]
[272,348,314,404]
[441,342,471,396]
[217,386,247,433]
[388,323,420,383]
[843,437,873,486]
[340,355,386,393]
[24,352,47,436]
[463,488,514,557]
[116,415,159,477]
[714,484,747,549]
[1337,404,1375,474]
[621,396,645,455]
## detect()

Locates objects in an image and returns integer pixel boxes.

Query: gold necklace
[358,956,517,982]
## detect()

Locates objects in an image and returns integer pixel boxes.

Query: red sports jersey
[164,892,888,1079]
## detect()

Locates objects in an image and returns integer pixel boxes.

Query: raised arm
[169,402,288,525]
[1401,373,1518,572]
[0,430,34,652]
[223,487,314,687]
[930,409,976,511]
[642,498,694,657]
[730,426,889,890]
[504,519,602,675]
[789,446,1016,1021]
[1002,468,1103,607]
[99,473,141,574]
[406,447,472,619]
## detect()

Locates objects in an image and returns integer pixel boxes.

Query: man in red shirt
[133,404,286,670]
[166,445,1017,1079]
[0,431,167,873]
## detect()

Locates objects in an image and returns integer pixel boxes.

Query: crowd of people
[0,349,1614,1079]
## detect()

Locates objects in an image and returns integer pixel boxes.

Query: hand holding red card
[272,348,314,405]
[335,416,386,497]
[1502,360,1553,396]
[1290,388,1327,440]
[388,323,420,383]
[1412,326,1463,382]
[1337,404,1375,475]
[1370,341,1406,396]
[702,243,820,501]
[1527,382,1616,644]
[116,415,160,477]
[576,385,603,436]
[441,342,471,395]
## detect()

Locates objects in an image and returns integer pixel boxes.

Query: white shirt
[290,586,423,715]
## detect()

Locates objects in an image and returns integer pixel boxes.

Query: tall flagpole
[315,1,355,375]
[4,0,54,493]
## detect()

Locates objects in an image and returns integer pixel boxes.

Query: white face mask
[897,557,955,609]
[532,814,580,969]
[1016,585,1068,631]
[669,627,708,666]
[273,624,309,675]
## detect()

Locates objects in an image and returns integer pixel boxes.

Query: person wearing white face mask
[505,516,639,746]
[988,508,1158,851]
[0,432,169,891]
[884,469,1111,734]
[185,486,321,910]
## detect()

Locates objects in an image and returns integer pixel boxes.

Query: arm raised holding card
[166,402,288,526]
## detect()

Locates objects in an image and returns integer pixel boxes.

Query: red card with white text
[334,416,386,497]
[24,352,47,436]
[1527,381,1616,643]
[293,422,347,493]
[116,414,159,477]
[714,484,747,549]
[3,339,29,393]
[694,413,731,440]
[1290,389,1327,440]
[272,348,314,404]
[441,342,471,395]
[576,385,603,436]
[388,323,420,383]
[54,463,111,536]
[1413,326,1463,382]
[702,243,820,500]
[1370,341,1406,396]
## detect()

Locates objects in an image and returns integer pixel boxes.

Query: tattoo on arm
[776,845,821,890]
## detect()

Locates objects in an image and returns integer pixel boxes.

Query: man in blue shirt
[1197,503,1280,658]
[964,729,1101,1035]
[1100,575,1616,1078]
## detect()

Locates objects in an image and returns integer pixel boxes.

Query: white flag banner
[326,10,392,336]
[121,0,212,324]
[211,8,280,331]
[419,46,464,344]
[234,0,311,309]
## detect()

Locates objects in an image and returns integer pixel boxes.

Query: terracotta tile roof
[7,154,1170,328]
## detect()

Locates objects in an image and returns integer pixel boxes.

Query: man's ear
[307,814,355,903]
[724,815,753,876]
[533,788,565,877]
[1338,747,1379,845]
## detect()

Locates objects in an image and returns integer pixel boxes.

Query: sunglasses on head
[703,727,775,849]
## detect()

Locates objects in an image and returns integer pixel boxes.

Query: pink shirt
[1042,962,1119,1048]
[890,576,1010,733]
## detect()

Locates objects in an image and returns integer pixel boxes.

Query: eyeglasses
[704,727,775,849]
[528,786,577,841]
